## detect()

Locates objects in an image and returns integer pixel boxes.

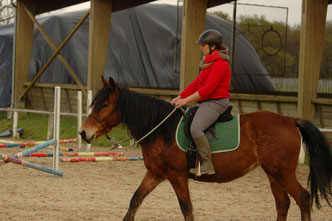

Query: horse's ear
[108,77,116,90]
[102,76,109,87]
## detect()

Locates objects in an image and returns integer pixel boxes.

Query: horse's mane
[92,85,183,145]
[91,86,114,112]
[117,87,183,145]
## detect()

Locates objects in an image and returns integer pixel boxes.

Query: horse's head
[79,77,120,143]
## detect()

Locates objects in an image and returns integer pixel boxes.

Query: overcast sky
[155,0,332,26]
[60,0,332,26]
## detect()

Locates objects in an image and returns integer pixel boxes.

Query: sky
[58,0,332,26]
[155,0,332,26]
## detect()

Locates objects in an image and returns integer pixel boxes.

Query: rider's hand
[170,96,181,106]
[175,98,188,109]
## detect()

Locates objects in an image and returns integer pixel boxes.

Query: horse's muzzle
[79,129,95,144]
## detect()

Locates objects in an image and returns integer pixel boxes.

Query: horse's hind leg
[167,170,194,221]
[267,175,291,221]
[123,170,163,221]
[271,172,311,221]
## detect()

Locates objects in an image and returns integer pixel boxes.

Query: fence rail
[272,78,332,93]
[0,108,88,117]
[0,89,90,152]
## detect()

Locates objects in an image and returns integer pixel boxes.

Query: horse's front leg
[123,170,163,221]
[167,170,194,221]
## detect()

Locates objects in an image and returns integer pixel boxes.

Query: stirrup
[189,161,215,176]
[195,161,216,176]
[189,161,201,176]
[197,161,201,176]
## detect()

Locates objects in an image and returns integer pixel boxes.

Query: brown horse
[79,77,332,221]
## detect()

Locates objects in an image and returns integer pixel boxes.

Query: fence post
[77,90,82,151]
[86,90,92,152]
[129,131,135,147]
[53,87,61,172]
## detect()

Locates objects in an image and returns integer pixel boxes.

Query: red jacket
[180,51,231,102]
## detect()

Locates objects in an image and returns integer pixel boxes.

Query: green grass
[0,112,131,148]
[0,112,325,165]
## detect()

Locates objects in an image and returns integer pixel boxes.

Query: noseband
[88,103,118,140]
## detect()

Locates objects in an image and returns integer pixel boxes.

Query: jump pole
[53,86,61,172]
[59,147,74,152]
[61,156,143,162]
[0,139,64,176]
[0,153,63,176]
[26,139,78,146]
[0,139,77,148]
[12,139,56,158]
[28,151,124,157]
[0,143,21,148]
[0,139,56,163]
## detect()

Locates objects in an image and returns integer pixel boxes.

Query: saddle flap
[176,112,240,154]
[184,105,233,142]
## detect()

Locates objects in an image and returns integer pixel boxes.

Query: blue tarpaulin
[0,4,275,108]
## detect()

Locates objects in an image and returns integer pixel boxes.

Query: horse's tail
[296,118,332,209]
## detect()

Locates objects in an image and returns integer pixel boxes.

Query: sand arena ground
[0,144,331,221]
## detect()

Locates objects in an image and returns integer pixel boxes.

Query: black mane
[117,87,183,145]
[90,86,114,112]
[92,85,183,145]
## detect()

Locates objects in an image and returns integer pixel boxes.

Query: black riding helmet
[196,29,222,54]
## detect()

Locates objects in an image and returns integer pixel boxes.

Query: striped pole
[19,146,73,152]
[28,152,124,157]
[60,147,74,152]
[0,153,63,176]
[0,139,56,165]
[12,139,56,158]
[59,139,78,144]
[0,154,6,160]
[0,143,21,148]
[1,139,77,148]
[26,139,77,146]
[61,156,143,162]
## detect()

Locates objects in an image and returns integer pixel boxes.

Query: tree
[212,12,332,79]
[209,11,231,22]
[0,0,15,25]
[321,21,332,79]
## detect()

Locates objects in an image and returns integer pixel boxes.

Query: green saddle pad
[176,113,240,153]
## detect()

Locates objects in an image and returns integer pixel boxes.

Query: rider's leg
[189,135,215,175]
[189,98,229,176]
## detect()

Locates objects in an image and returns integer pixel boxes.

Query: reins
[110,107,180,149]
[89,85,184,149]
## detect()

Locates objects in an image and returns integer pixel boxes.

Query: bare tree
[0,0,15,25]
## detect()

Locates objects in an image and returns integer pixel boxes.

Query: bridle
[88,102,119,140]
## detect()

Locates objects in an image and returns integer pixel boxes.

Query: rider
[171,29,231,176]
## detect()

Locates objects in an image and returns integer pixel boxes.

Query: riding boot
[189,136,215,176]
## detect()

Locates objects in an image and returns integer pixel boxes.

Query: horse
[79,77,332,221]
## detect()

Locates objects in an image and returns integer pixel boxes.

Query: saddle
[184,105,233,143]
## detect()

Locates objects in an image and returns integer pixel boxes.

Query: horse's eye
[102,103,108,108]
